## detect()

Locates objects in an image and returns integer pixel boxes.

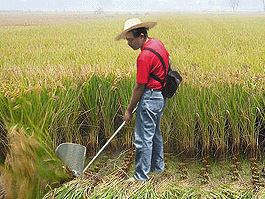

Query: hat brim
[115,21,157,41]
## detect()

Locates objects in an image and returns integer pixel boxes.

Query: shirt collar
[141,37,152,51]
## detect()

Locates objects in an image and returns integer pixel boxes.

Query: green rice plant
[0,85,81,148]
[171,83,197,157]
[207,85,227,160]
[242,79,264,156]
[0,122,8,164]
[0,93,14,125]
[81,75,101,153]
[161,99,178,153]
[257,90,265,156]
[224,84,244,155]
[97,74,120,151]
[48,85,82,146]
[194,86,212,157]
[223,82,263,157]
[116,75,135,149]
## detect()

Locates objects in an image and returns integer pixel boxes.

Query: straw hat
[115,18,157,41]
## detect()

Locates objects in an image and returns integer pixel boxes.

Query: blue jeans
[134,89,166,181]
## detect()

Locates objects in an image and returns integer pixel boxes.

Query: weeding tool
[56,106,137,177]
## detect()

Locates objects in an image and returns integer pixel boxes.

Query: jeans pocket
[145,96,164,114]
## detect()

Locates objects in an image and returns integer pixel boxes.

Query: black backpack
[144,47,182,98]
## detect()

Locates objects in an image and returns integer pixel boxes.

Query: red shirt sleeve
[136,58,151,84]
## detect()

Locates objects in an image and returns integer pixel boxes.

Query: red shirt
[136,38,169,90]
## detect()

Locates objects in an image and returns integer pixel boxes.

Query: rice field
[0,12,265,198]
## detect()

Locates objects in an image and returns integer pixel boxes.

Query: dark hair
[130,27,148,38]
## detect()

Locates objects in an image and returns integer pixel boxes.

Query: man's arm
[124,83,145,122]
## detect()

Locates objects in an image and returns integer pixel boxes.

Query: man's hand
[124,110,133,123]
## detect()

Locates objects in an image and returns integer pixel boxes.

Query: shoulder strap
[144,47,167,72]
[143,47,167,86]
[150,73,163,85]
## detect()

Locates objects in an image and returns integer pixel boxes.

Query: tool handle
[82,106,137,173]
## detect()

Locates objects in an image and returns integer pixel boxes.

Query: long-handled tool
[82,107,137,174]
[56,107,137,177]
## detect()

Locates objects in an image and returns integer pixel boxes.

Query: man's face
[125,31,144,50]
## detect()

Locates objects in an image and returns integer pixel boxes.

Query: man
[115,18,169,181]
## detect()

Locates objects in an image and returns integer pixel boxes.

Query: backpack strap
[143,47,168,87]
[149,73,163,85]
